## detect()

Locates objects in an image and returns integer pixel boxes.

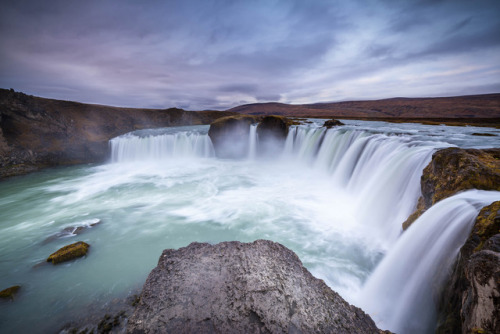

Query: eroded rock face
[0,89,235,179]
[256,116,293,156]
[127,240,382,334]
[437,201,500,334]
[208,115,258,158]
[403,147,500,229]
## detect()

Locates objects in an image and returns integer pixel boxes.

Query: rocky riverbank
[0,89,234,179]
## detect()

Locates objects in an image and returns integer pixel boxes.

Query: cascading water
[110,130,214,162]
[357,190,500,333]
[248,124,258,159]
[1,120,498,334]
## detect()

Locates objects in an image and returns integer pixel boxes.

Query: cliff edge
[0,89,234,179]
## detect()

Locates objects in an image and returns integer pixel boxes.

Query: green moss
[0,285,20,300]
[472,201,500,252]
[47,241,90,264]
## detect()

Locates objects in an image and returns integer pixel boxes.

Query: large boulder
[437,201,500,334]
[403,148,500,229]
[208,115,258,158]
[256,116,293,156]
[127,240,383,334]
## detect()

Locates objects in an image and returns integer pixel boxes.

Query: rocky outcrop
[208,115,258,158]
[403,147,500,230]
[400,147,500,333]
[437,201,500,334]
[256,115,291,140]
[256,115,294,156]
[127,240,383,334]
[323,119,344,128]
[47,241,90,264]
[0,89,235,179]
[0,285,20,301]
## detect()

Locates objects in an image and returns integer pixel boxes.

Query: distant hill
[229,94,500,121]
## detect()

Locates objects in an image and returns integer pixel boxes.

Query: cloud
[0,0,499,110]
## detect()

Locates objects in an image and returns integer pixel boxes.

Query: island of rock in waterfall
[0,90,499,334]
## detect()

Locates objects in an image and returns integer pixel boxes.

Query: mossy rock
[403,148,500,229]
[0,285,20,301]
[471,201,500,252]
[323,119,345,128]
[47,241,90,264]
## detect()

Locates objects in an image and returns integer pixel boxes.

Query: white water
[358,190,500,333]
[0,120,499,333]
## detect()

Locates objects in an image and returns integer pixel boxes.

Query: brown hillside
[229,94,500,126]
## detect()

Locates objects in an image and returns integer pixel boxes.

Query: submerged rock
[43,219,101,244]
[323,119,345,128]
[127,240,382,334]
[437,201,500,334]
[0,285,20,301]
[208,115,258,158]
[47,241,90,264]
[403,147,500,229]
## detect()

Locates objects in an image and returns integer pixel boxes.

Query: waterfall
[109,131,214,162]
[109,125,443,243]
[357,190,500,333]
[282,126,440,243]
[248,124,258,159]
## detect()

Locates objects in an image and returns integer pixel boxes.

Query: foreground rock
[437,201,500,334]
[0,285,20,301]
[47,241,90,264]
[127,240,383,334]
[403,147,500,229]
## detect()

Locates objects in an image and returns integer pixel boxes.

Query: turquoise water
[0,120,499,333]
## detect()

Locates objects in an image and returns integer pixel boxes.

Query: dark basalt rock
[256,115,291,140]
[256,115,294,156]
[127,240,384,334]
[437,201,500,334]
[323,119,345,128]
[47,241,90,264]
[208,115,258,158]
[403,147,500,230]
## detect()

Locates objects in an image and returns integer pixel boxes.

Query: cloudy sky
[1,0,499,110]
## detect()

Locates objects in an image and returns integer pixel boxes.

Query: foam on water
[0,121,499,333]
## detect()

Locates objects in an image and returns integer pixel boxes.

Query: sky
[1,0,499,110]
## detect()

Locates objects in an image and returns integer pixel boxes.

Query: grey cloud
[1,0,499,110]
[218,84,258,94]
